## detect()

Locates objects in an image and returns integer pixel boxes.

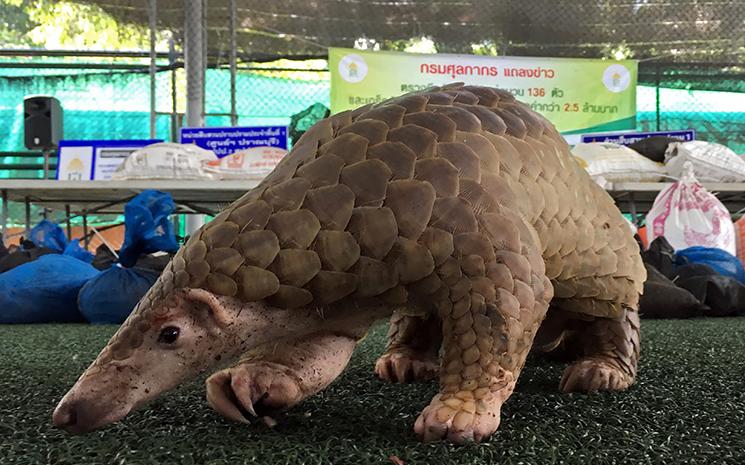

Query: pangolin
[53,83,645,444]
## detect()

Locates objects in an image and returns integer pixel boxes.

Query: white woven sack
[571,142,665,182]
[112,143,217,180]
[645,162,736,255]
[665,141,745,182]
[202,146,287,180]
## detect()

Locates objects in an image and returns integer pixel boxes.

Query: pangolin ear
[181,288,235,328]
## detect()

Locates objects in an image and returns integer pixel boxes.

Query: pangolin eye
[157,326,180,344]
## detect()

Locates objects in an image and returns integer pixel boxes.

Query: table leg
[628,192,639,226]
[1,189,7,241]
[82,212,89,248]
[65,205,72,239]
[172,213,181,243]
[25,197,31,236]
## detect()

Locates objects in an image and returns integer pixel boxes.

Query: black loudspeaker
[24,95,63,149]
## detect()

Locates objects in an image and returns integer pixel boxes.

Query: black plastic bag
[642,237,677,279]
[628,136,681,163]
[674,264,745,317]
[92,244,172,272]
[91,244,117,270]
[0,245,57,273]
[639,264,708,318]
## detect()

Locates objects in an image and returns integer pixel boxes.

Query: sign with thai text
[56,139,161,180]
[329,48,638,135]
[180,126,288,158]
[581,129,695,145]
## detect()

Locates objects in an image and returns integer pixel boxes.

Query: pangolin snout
[53,399,90,434]
[53,396,129,434]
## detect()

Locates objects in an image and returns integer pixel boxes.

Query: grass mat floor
[1,318,744,465]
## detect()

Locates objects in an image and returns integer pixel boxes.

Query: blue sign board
[180,126,288,158]
[581,129,695,146]
[56,139,162,180]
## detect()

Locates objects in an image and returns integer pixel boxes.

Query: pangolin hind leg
[414,232,553,443]
[375,310,442,383]
[559,307,640,393]
[206,332,357,421]
[532,306,595,362]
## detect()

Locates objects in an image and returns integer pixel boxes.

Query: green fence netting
[0,66,331,153]
[1,59,744,229]
[0,63,331,229]
[2,64,743,154]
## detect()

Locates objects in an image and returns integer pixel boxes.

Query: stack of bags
[0,238,56,273]
[112,142,288,182]
[640,237,745,318]
[572,137,745,185]
[572,135,745,317]
[0,190,178,324]
[638,163,745,318]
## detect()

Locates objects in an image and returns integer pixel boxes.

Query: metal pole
[43,148,50,178]
[169,37,178,141]
[149,0,157,138]
[184,0,205,128]
[202,0,208,121]
[655,63,661,131]
[229,0,237,126]
[184,0,206,234]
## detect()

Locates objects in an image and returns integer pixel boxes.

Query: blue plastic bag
[28,219,68,252]
[675,246,745,284]
[63,239,94,263]
[78,265,160,324]
[119,190,179,267]
[0,254,99,323]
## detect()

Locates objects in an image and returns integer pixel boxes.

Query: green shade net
[2,60,744,229]
[0,64,330,228]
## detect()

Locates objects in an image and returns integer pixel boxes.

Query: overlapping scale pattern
[115,83,644,373]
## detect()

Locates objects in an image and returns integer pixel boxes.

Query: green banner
[329,48,637,134]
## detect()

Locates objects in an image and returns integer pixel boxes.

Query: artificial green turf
[1,319,744,465]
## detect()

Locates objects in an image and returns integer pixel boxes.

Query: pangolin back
[140,83,644,323]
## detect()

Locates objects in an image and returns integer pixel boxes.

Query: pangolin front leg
[414,224,553,443]
[206,332,356,421]
[375,310,441,383]
[559,308,640,393]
